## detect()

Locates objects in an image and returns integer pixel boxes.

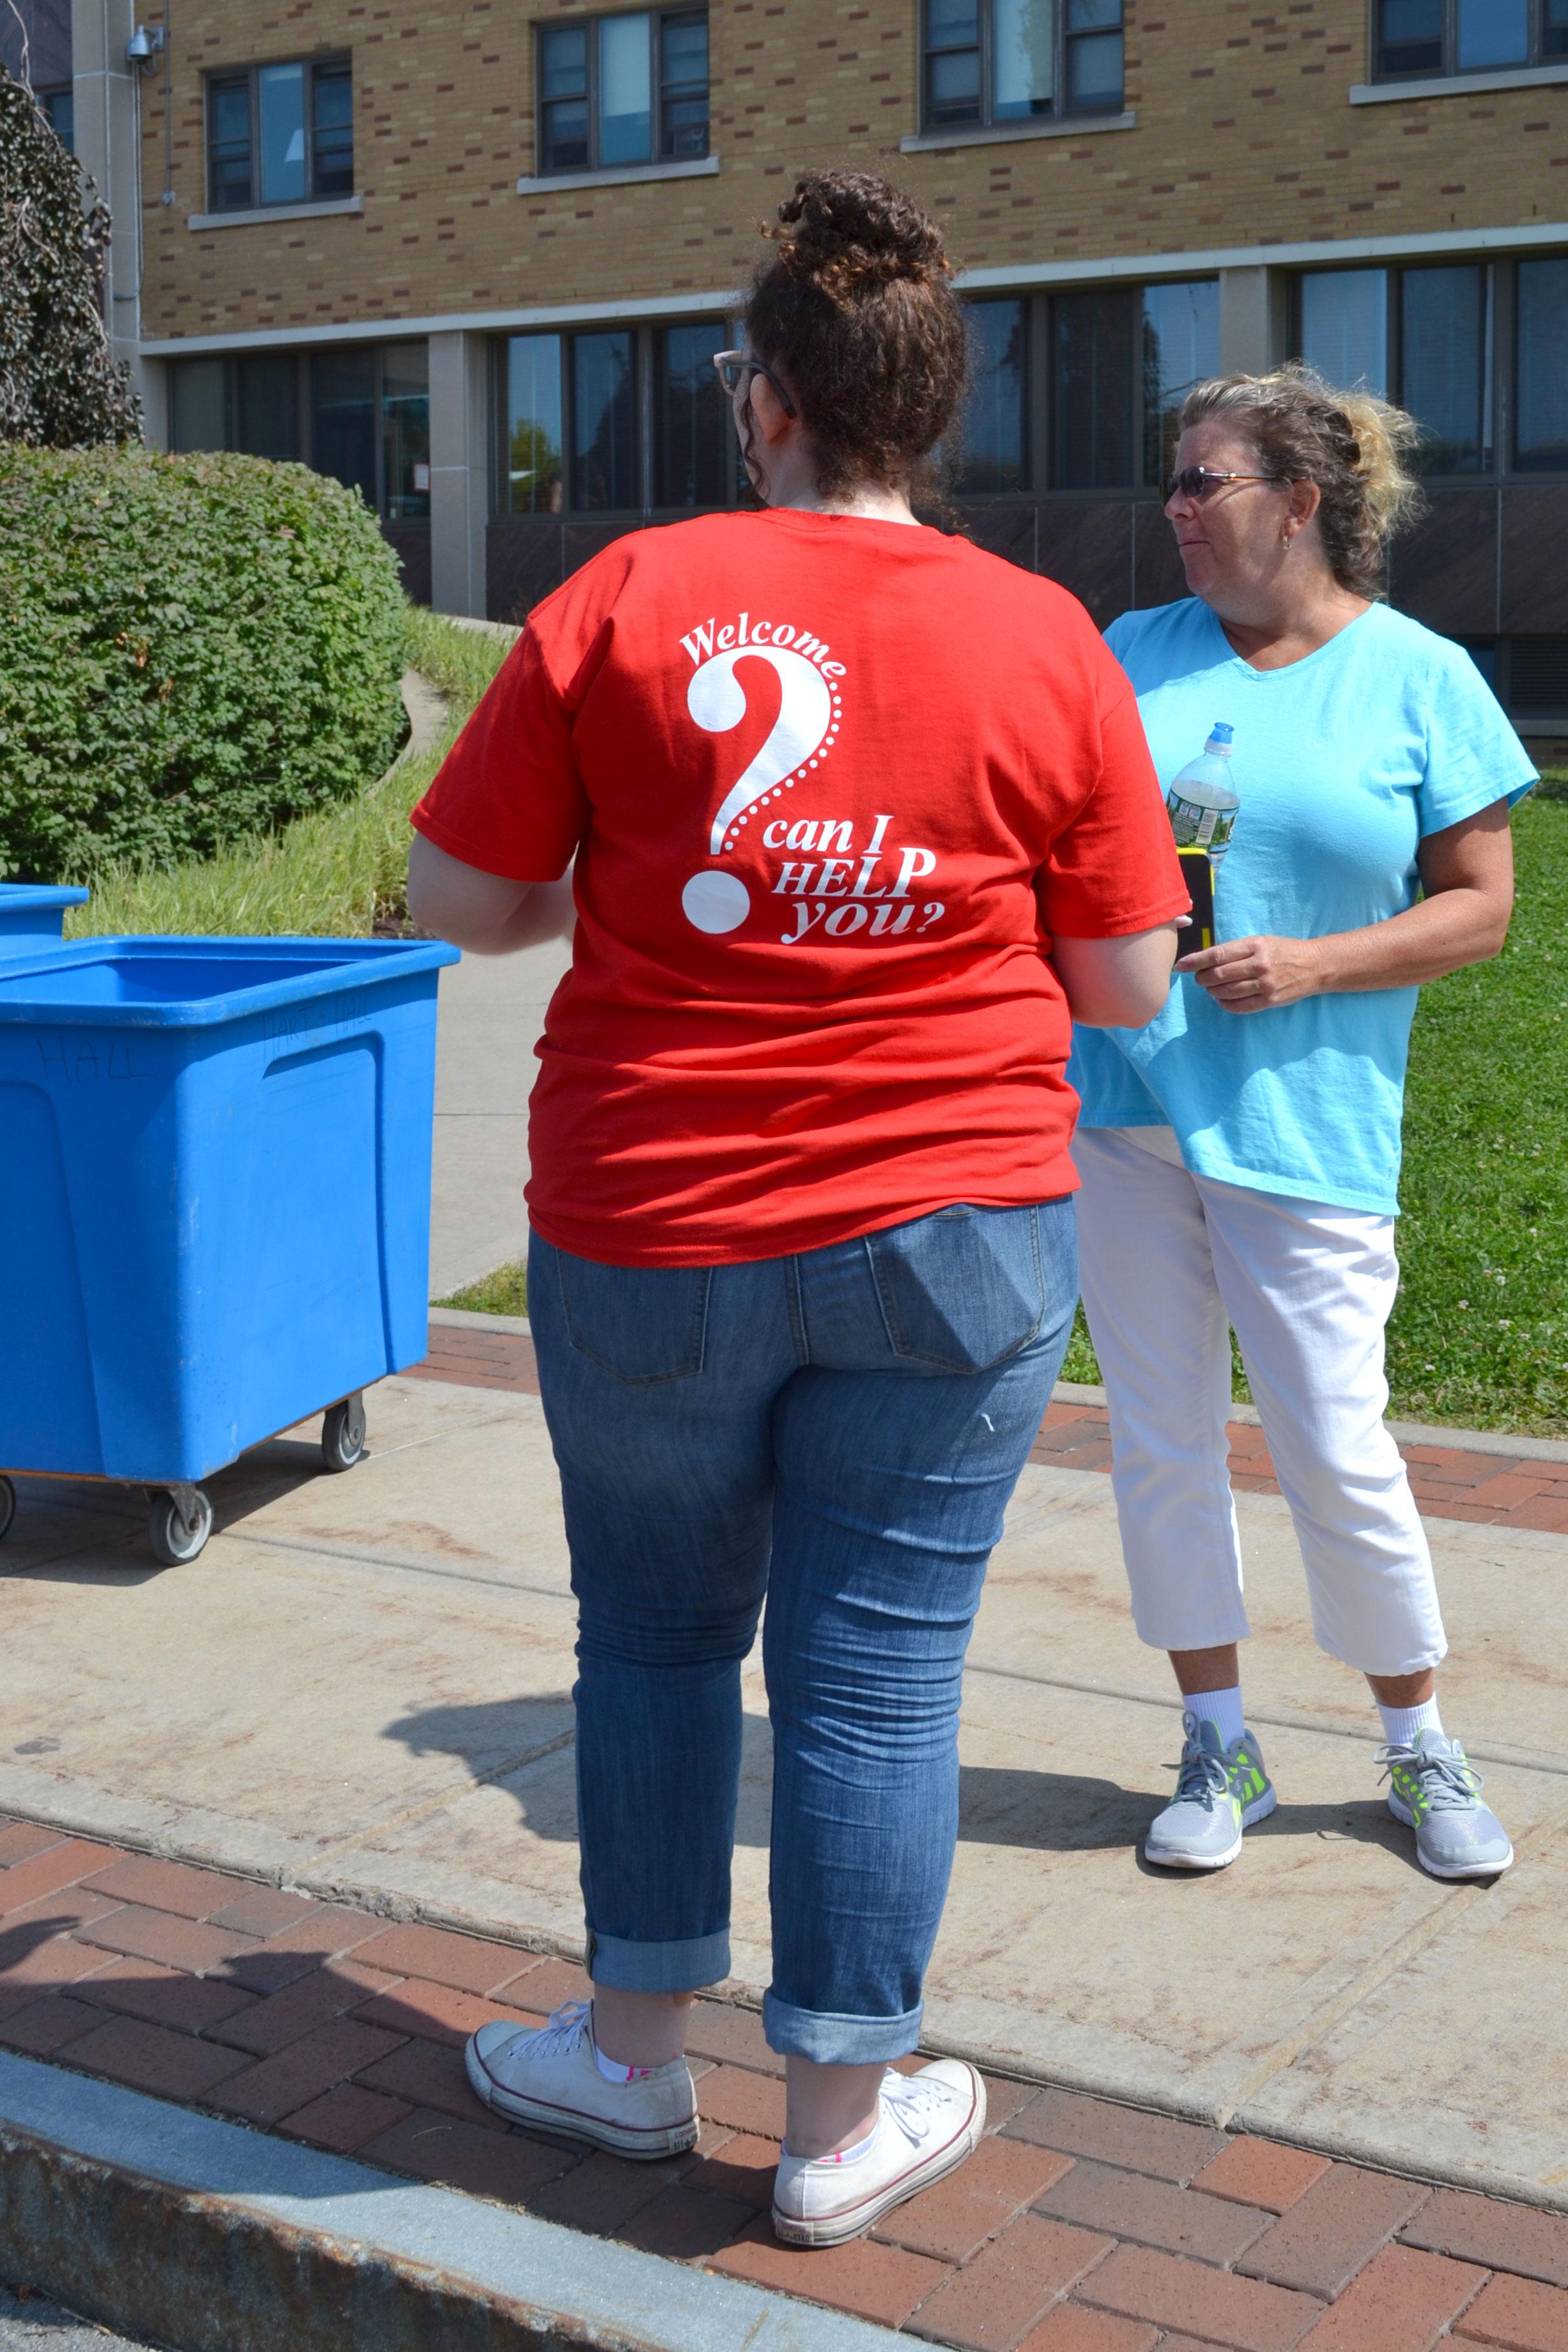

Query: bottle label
[1166,788,1236,854]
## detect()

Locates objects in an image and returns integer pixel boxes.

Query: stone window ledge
[1350,62,1568,103]
[187,196,363,230]
[516,155,719,196]
[899,111,1135,153]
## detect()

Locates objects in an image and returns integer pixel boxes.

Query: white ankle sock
[1377,1697,1443,1747]
[782,2120,879,2166]
[1185,1685,1245,1748]
[595,2046,654,2083]
[592,2022,653,2084]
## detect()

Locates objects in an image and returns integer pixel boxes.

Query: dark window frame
[1291,255,1568,482]
[167,342,428,520]
[36,83,74,149]
[1454,637,1568,728]
[204,54,354,213]
[1371,0,1568,82]
[920,0,1125,136]
[950,279,1219,499]
[533,7,710,177]
[493,318,738,516]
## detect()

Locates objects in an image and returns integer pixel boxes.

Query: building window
[959,300,1029,491]
[572,331,639,510]
[1296,258,1568,478]
[168,343,427,518]
[536,10,709,175]
[1516,257,1568,472]
[950,281,1218,495]
[1053,288,1135,489]
[1299,268,1390,397]
[502,335,565,515]
[1141,278,1221,486]
[921,0,1123,133]
[1402,264,1490,473]
[497,321,732,513]
[1455,638,1568,724]
[38,83,73,149]
[656,323,730,506]
[1373,0,1568,80]
[206,58,354,211]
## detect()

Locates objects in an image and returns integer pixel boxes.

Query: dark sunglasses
[713,348,798,419]
[1162,465,1291,504]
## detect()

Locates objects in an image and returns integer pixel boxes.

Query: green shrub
[0,443,409,882]
[65,609,515,942]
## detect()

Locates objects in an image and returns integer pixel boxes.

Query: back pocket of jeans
[555,1253,711,1383]
[867,1205,1046,1373]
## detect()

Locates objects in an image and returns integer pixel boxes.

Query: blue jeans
[528,1199,1077,2066]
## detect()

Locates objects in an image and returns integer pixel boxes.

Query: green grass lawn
[1386,790,1568,1433]
[67,610,513,942]
[436,1262,530,1317]
[1062,788,1568,1434]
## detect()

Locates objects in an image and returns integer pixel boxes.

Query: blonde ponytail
[1179,364,1425,598]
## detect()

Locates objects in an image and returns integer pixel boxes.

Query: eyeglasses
[713,348,798,419]
[1162,465,1291,504]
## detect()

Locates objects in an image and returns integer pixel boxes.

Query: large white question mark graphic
[681,645,838,935]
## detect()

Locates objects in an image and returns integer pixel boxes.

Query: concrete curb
[428,1306,533,1336]
[0,2051,901,2352]
[419,1335,1568,1464]
[1064,1381,1568,1466]
[443,616,524,642]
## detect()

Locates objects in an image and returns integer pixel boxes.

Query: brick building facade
[17,0,1568,740]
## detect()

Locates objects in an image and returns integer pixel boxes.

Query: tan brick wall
[139,0,1568,342]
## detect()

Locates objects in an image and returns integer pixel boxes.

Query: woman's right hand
[1176,933,1327,1012]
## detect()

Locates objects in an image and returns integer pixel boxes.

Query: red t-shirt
[413,508,1185,1267]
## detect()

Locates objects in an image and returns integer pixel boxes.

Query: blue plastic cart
[0,883,89,953]
[0,934,459,1563]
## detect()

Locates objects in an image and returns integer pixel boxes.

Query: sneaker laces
[1171,1728,1230,1811]
[1375,1742,1481,1813]
[526,1998,593,2057]
[881,2071,954,2149]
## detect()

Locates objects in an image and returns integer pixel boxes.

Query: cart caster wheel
[148,1485,212,1566]
[321,1392,367,1473]
[0,1478,14,1543]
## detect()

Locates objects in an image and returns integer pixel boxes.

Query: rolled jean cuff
[585,1928,731,1994]
[764,1991,923,2066]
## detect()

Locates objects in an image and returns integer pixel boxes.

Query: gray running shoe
[1378,1732,1514,1880]
[1144,1712,1278,1872]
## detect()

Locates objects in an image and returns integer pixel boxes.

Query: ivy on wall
[0,63,141,446]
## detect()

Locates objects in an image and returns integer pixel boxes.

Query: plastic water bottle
[1165,722,1240,861]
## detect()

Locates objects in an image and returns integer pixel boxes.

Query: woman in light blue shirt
[1069,367,1533,1884]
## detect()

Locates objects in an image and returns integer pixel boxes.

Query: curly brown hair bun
[770,171,952,308]
[746,170,967,497]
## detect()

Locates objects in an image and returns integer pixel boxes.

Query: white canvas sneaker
[771,2060,987,2248]
[464,2000,699,2159]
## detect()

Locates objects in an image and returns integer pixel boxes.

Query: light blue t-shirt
[1068,598,1536,1215]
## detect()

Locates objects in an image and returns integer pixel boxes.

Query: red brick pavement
[3,1822,1567,2349]
[409,1326,1568,1538]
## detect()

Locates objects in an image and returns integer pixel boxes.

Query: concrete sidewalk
[2,1367,1565,2223]
[427,937,570,1300]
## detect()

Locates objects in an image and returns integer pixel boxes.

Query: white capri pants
[1073,1125,1446,1678]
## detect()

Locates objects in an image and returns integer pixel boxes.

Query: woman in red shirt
[409,171,1185,2247]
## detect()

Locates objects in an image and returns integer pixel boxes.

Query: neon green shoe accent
[1377,1735,1513,1880]
[1145,1716,1278,1872]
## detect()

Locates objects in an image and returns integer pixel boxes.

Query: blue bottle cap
[1208,722,1234,744]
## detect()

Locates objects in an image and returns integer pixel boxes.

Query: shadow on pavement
[382,1696,1298,1859]
[0,1437,342,1587]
